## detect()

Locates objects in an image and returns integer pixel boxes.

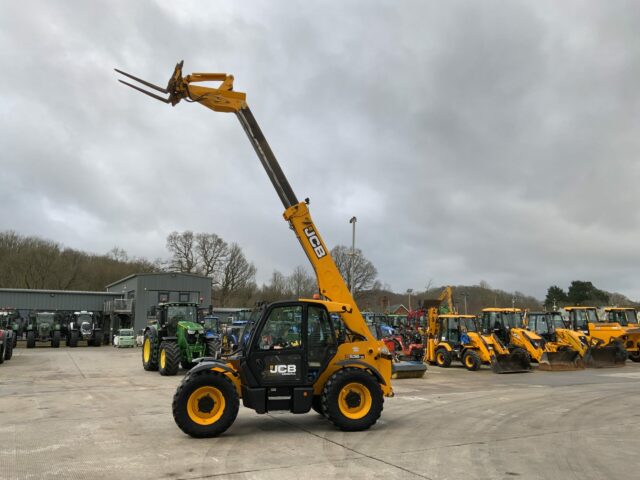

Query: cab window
[258,305,302,350]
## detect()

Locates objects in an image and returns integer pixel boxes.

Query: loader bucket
[538,350,584,371]
[392,361,427,379]
[490,351,531,374]
[584,344,628,368]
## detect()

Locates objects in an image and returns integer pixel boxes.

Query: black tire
[159,341,180,376]
[142,331,158,371]
[435,348,452,368]
[4,335,13,360]
[321,368,383,432]
[51,331,60,348]
[12,333,17,349]
[69,331,79,348]
[462,350,481,371]
[629,353,640,363]
[206,339,220,359]
[26,331,36,349]
[311,395,325,416]
[0,342,5,364]
[93,335,101,347]
[172,370,240,438]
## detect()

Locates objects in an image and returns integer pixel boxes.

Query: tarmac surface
[2,345,640,480]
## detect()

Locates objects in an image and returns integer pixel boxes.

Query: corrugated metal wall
[0,289,121,311]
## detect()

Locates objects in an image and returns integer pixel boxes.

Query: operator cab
[438,315,477,346]
[480,309,524,345]
[566,307,599,334]
[527,312,564,342]
[604,308,637,327]
[238,300,341,414]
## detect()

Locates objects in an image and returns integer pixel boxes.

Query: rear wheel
[51,331,60,348]
[435,348,452,368]
[322,368,383,431]
[92,335,101,347]
[159,341,180,376]
[142,332,158,371]
[68,331,79,348]
[26,331,36,348]
[0,342,5,363]
[206,339,220,359]
[462,350,481,371]
[173,370,239,438]
[628,352,640,363]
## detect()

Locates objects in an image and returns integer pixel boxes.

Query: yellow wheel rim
[465,355,473,367]
[143,338,151,362]
[437,352,444,364]
[187,386,225,425]
[160,349,166,369]
[338,382,372,420]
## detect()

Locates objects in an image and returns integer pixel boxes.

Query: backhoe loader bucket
[584,344,628,368]
[538,350,584,371]
[490,351,531,374]
[392,361,427,379]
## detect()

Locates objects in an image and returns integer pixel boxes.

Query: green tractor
[141,302,216,376]
[0,309,20,349]
[26,312,62,348]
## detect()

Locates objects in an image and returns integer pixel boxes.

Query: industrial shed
[105,272,212,331]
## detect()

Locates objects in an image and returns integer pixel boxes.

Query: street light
[461,293,468,315]
[349,216,357,295]
[406,288,413,311]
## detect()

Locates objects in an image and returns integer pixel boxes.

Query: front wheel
[142,332,158,371]
[51,331,60,348]
[68,331,79,348]
[322,368,383,432]
[462,350,481,371]
[172,370,239,438]
[26,331,36,348]
[158,341,180,376]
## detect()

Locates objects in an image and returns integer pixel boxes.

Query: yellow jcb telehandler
[564,307,629,367]
[116,62,395,437]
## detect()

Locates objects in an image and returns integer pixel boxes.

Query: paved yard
[1,346,640,479]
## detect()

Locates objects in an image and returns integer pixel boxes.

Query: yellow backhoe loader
[603,307,640,362]
[421,292,529,373]
[524,312,584,370]
[564,307,629,367]
[425,314,529,373]
[116,62,395,437]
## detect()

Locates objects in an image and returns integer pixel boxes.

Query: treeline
[356,282,543,314]
[544,281,636,309]
[0,232,158,291]
[164,231,379,306]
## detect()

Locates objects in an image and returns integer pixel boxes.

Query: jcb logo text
[304,227,326,259]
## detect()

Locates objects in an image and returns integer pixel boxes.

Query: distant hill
[357,283,542,314]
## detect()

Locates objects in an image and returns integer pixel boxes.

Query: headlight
[187,330,195,335]
[379,345,390,355]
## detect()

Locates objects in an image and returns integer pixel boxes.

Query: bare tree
[288,265,317,298]
[330,245,378,298]
[217,243,257,306]
[195,233,228,282]
[166,231,197,273]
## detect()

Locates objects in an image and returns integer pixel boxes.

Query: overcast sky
[2,1,640,300]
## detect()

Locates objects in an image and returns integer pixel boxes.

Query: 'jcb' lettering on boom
[304,227,327,259]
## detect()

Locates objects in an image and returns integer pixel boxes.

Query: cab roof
[482,308,522,313]
[564,306,596,311]
[438,314,476,318]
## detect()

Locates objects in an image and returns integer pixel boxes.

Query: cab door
[247,303,305,386]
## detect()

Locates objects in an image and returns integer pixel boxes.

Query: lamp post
[461,293,468,315]
[349,216,357,295]
[407,288,413,311]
